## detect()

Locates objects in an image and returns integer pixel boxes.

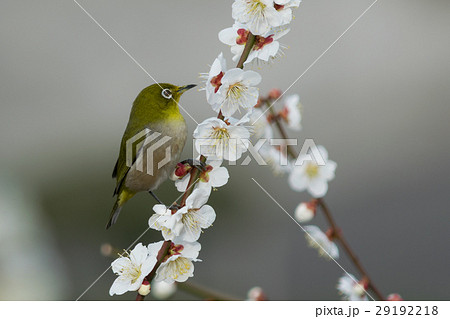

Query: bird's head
[132,83,196,121]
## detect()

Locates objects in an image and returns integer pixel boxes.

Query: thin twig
[262,100,384,300]
[136,240,172,301]
[179,33,257,203]
[316,198,384,300]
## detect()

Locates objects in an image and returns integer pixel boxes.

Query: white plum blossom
[151,281,177,300]
[109,243,157,296]
[294,201,316,223]
[288,145,337,197]
[232,0,285,36]
[219,23,289,65]
[280,94,302,130]
[212,68,261,117]
[304,225,339,259]
[204,52,228,105]
[194,116,251,161]
[175,159,229,192]
[250,108,273,139]
[149,240,201,284]
[337,274,369,301]
[149,188,216,242]
[274,0,302,25]
[259,144,291,175]
[203,55,261,117]
[148,205,173,237]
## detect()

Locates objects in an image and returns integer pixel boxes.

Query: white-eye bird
[107,83,196,229]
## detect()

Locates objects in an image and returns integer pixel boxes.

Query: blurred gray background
[0,0,449,300]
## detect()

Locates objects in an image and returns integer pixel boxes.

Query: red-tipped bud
[278,106,289,121]
[171,162,192,181]
[325,227,340,241]
[294,200,317,223]
[268,88,282,100]
[254,98,263,108]
[353,277,370,296]
[247,286,267,301]
[387,293,403,301]
[266,113,276,124]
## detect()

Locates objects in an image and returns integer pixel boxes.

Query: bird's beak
[176,84,197,93]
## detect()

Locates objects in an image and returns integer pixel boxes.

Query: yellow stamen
[248,0,266,15]
[306,163,319,178]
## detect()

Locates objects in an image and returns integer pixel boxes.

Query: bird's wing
[112,159,118,178]
[112,124,139,195]
[112,135,134,196]
[112,123,154,195]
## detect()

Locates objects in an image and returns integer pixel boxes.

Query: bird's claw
[169,203,181,211]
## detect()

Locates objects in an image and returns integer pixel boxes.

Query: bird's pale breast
[124,118,187,192]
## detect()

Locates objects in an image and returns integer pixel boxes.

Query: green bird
[107,83,196,229]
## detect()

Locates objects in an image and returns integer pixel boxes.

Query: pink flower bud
[353,278,369,296]
[247,286,267,301]
[254,98,263,108]
[173,162,192,180]
[387,293,403,301]
[268,88,282,100]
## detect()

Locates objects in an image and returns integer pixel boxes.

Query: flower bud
[100,243,113,257]
[387,293,403,301]
[254,98,263,108]
[294,200,317,223]
[171,162,192,181]
[151,281,177,300]
[247,286,267,301]
[138,280,151,296]
[268,88,282,100]
[353,278,369,296]
[278,106,289,121]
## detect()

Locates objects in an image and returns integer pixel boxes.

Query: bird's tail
[106,200,122,229]
[106,189,133,229]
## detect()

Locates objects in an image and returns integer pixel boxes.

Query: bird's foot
[168,203,182,211]
[148,191,164,205]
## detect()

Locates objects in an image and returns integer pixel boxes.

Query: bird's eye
[161,89,172,99]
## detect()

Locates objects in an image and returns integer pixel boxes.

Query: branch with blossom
[107,0,402,301]
[253,89,404,301]
[108,0,302,300]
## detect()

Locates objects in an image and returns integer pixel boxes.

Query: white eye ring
[161,89,172,99]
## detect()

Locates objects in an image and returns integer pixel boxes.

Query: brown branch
[265,102,298,159]
[136,240,172,301]
[136,293,145,301]
[135,33,258,301]
[178,33,257,203]
[316,198,384,300]
[236,33,256,69]
[262,100,385,300]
